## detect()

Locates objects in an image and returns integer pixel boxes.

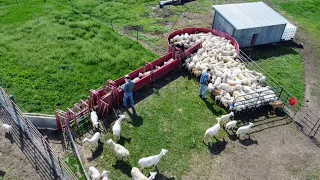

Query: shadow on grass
[225,130,238,141]
[112,160,132,177]
[87,141,104,162]
[118,136,132,146]
[242,45,299,61]
[154,172,175,180]
[201,98,224,116]
[126,108,143,127]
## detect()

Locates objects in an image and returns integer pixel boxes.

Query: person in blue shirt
[199,69,211,99]
[122,74,135,108]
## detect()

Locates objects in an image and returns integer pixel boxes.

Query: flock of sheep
[204,112,255,145]
[171,32,280,113]
[82,111,168,180]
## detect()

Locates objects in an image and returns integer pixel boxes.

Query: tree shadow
[154,172,175,180]
[5,133,15,144]
[126,108,143,127]
[112,160,132,177]
[238,136,258,146]
[87,141,104,162]
[118,136,132,146]
[207,138,227,155]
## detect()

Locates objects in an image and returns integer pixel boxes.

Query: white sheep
[90,110,99,129]
[101,170,110,180]
[236,122,254,138]
[216,112,234,124]
[2,124,12,134]
[82,132,101,146]
[112,114,126,142]
[88,166,100,180]
[106,139,130,161]
[203,119,221,145]
[138,149,168,170]
[131,167,157,180]
[225,120,238,131]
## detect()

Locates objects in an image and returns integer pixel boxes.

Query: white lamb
[82,132,101,146]
[112,114,126,142]
[88,166,100,180]
[225,120,238,131]
[101,170,110,180]
[216,112,234,124]
[106,139,130,161]
[90,110,99,129]
[131,167,157,180]
[203,119,221,145]
[218,83,234,93]
[236,122,254,138]
[2,124,12,134]
[138,149,168,170]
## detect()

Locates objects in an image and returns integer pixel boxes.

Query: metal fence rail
[0,87,77,180]
[238,50,302,116]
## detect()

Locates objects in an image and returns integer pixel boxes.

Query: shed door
[251,33,258,46]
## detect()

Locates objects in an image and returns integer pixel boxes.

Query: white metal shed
[212,2,297,47]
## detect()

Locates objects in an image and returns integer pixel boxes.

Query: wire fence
[0,87,77,180]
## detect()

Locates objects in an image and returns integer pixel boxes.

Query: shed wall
[212,12,235,36]
[233,24,286,47]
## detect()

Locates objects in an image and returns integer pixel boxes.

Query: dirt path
[0,129,41,180]
[183,119,320,180]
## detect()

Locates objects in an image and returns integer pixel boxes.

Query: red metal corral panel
[167,28,240,54]
[153,59,180,80]
[151,53,172,67]
[134,75,151,92]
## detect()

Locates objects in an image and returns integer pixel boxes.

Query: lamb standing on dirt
[225,120,238,131]
[138,149,168,170]
[90,110,99,129]
[236,122,254,138]
[112,114,126,142]
[2,124,12,135]
[106,139,130,161]
[82,132,101,146]
[203,119,221,145]
[88,166,100,180]
[131,167,157,180]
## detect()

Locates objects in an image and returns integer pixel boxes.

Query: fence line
[0,87,77,180]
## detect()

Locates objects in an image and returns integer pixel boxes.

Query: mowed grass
[246,47,304,101]
[64,154,86,180]
[278,0,320,99]
[0,2,158,113]
[92,76,227,179]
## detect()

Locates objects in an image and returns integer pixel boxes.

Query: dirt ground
[183,117,320,180]
[0,127,41,180]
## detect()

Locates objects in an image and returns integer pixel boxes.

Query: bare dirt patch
[0,128,41,180]
[183,120,320,180]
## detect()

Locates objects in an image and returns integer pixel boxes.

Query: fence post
[136,29,139,42]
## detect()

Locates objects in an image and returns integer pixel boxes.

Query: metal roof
[213,2,289,30]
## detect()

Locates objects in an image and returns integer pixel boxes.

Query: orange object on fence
[288,98,298,106]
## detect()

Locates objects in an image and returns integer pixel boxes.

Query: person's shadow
[126,108,143,127]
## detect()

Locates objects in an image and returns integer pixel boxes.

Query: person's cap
[207,69,211,72]
[125,74,130,79]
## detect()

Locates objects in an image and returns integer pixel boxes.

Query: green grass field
[93,76,227,179]
[0,2,157,113]
[64,154,86,180]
